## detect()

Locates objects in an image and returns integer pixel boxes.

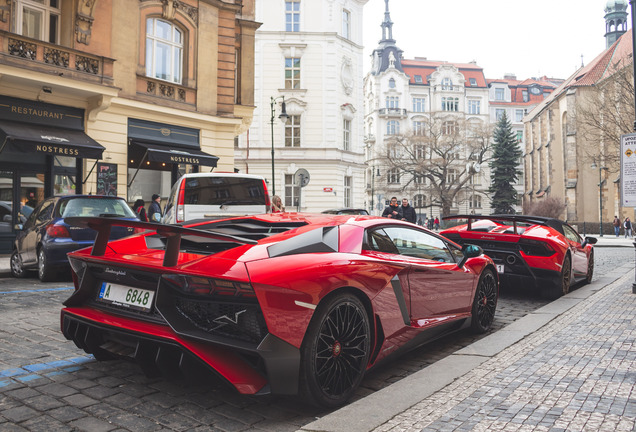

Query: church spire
[370,0,403,75]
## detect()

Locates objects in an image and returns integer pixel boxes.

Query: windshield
[58,198,137,218]
[183,177,266,205]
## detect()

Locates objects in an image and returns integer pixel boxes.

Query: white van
[162,173,271,224]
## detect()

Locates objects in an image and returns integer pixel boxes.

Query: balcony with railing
[0,31,114,87]
[378,107,408,118]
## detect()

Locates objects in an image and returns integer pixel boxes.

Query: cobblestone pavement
[0,248,631,431]
[373,273,636,432]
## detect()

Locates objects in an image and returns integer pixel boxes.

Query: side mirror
[582,236,598,247]
[458,244,483,268]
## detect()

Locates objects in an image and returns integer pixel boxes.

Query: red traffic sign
[323,187,333,193]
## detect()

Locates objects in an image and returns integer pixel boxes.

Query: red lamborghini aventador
[61,214,498,407]
[441,215,597,299]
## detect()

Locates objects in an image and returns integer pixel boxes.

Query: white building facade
[235,0,368,212]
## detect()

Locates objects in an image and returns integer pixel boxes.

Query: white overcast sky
[362,0,621,80]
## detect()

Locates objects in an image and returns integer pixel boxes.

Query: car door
[562,224,587,278]
[22,200,54,264]
[382,226,475,321]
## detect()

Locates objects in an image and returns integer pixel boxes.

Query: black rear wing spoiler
[64,217,257,267]
[442,214,562,235]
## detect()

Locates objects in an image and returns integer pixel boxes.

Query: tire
[299,293,371,408]
[37,249,56,282]
[543,254,571,300]
[10,250,27,279]
[585,251,594,285]
[470,269,498,334]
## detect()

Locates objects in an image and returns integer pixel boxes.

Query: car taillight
[133,227,146,234]
[262,180,271,213]
[518,239,555,256]
[46,224,71,238]
[162,274,256,298]
[176,178,186,223]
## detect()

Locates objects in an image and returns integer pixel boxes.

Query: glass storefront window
[54,174,76,195]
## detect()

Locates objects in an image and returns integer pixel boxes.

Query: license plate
[496,264,505,273]
[98,282,155,312]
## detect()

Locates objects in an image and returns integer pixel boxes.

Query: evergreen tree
[489,113,522,214]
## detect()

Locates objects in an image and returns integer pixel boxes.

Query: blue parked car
[10,195,141,281]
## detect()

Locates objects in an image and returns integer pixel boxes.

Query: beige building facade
[0,0,258,251]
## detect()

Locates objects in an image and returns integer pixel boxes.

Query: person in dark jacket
[148,194,163,222]
[399,198,417,224]
[132,199,148,222]
[382,196,400,218]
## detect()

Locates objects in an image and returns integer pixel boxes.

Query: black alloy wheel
[300,293,370,408]
[10,250,26,278]
[470,269,498,333]
[585,251,594,284]
[544,255,571,300]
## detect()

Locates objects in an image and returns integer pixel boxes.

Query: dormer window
[414,75,423,83]
[442,78,453,90]
[469,78,477,86]
[389,78,396,89]
[16,0,60,43]
[495,88,504,101]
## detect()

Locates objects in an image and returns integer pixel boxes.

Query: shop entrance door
[0,170,45,253]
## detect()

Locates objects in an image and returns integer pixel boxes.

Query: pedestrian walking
[434,217,440,230]
[382,197,401,219]
[399,198,417,223]
[148,193,163,222]
[132,199,148,222]
[271,195,285,213]
[613,215,621,237]
[623,217,632,238]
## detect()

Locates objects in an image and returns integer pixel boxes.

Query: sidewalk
[299,262,636,432]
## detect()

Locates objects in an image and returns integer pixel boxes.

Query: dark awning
[0,120,105,159]
[132,141,219,167]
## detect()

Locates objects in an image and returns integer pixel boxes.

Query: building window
[342,9,350,39]
[285,57,301,89]
[441,78,453,90]
[388,78,396,88]
[285,0,300,32]
[386,96,399,109]
[388,168,400,184]
[515,109,524,122]
[285,115,301,147]
[387,143,400,158]
[386,120,400,135]
[447,168,457,183]
[146,18,183,84]
[413,121,426,136]
[412,97,426,112]
[442,121,457,135]
[414,75,423,83]
[284,174,300,208]
[414,194,426,208]
[495,88,505,101]
[442,97,459,112]
[414,144,426,159]
[516,131,523,142]
[16,0,60,43]
[469,194,482,209]
[469,78,477,86]
[495,109,505,121]
[522,90,529,102]
[344,176,352,207]
[468,99,481,115]
[414,174,425,184]
[343,119,351,151]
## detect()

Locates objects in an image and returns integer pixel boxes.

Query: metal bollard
[633,241,636,294]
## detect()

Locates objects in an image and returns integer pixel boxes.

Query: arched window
[389,78,396,88]
[387,120,400,135]
[146,18,183,84]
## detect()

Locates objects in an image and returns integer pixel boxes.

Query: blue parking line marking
[0,355,94,390]
[0,287,74,294]
[15,374,43,383]
[0,380,11,388]
[0,368,28,377]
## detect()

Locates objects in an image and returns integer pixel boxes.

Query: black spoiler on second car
[442,214,565,235]
[64,217,257,267]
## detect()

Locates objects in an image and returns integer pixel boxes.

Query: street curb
[297,263,634,432]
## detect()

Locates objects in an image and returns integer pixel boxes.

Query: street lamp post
[270,96,289,197]
[592,162,607,236]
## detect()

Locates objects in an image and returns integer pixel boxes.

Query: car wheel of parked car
[10,250,27,278]
[585,251,594,285]
[470,269,498,334]
[38,249,55,282]
[544,255,571,300]
[300,293,370,408]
